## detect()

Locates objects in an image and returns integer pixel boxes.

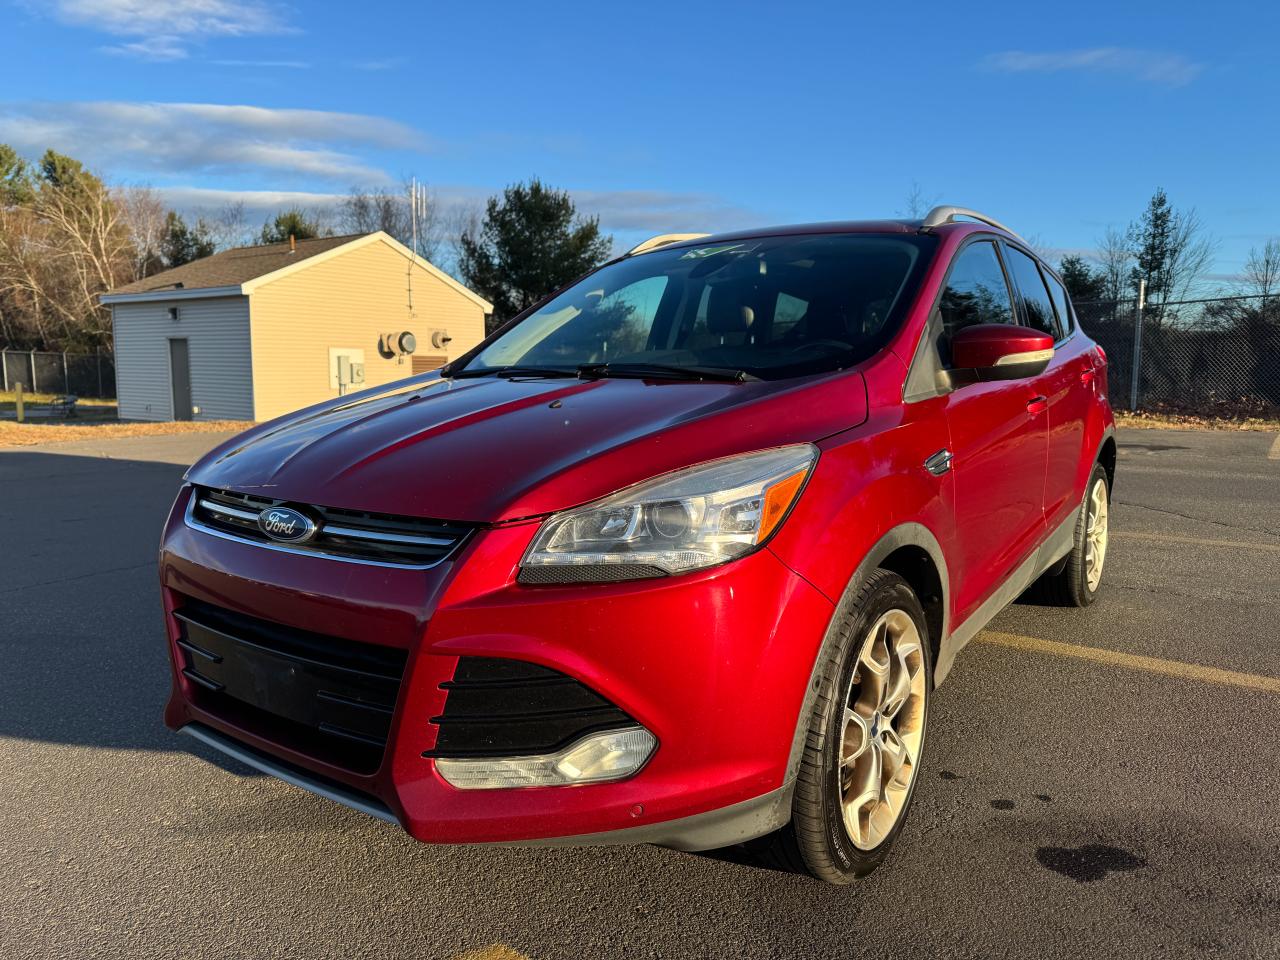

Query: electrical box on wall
[329,347,367,392]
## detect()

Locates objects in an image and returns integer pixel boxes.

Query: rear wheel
[1031,463,1110,607]
[764,570,931,883]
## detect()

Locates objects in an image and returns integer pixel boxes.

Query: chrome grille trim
[321,523,454,547]
[197,498,260,522]
[184,486,475,569]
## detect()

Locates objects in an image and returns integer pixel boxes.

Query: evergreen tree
[1058,254,1107,303]
[260,208,323,244]
[458,179,612,329]
[160,211,216,267]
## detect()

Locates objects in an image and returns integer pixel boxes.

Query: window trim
[902,232,1019,403]
[999,239,1077,347]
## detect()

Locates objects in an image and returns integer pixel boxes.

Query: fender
[780,521,950,789]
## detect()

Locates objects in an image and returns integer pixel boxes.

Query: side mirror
[950,323,1054,381]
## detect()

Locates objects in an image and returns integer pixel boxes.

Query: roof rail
[920,206,1024,242]
[626,232,710,256]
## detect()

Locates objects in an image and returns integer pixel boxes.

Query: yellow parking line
[977,631,1280,694]
[452,947,532,960]
[1269,433,1280,460]
[1111,530,1280,553]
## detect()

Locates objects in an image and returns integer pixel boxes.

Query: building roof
[101,231,493,312]
[106,234,368,297]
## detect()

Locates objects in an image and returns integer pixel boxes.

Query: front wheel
[766,569,932,883]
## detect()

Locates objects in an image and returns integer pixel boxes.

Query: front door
[169,338,192,421]
[936,240,1048,625]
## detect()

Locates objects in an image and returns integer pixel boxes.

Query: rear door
[1002,244,1090,527]
[939,240,1049,625]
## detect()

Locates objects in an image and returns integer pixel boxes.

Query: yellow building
[103,232,492,422]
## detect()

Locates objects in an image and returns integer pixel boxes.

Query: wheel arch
[782,522,950,787]
[1097,431,1117,495]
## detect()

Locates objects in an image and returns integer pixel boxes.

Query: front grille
[189,486,474,567]
[424,657,636,759]
[174,597,407,774]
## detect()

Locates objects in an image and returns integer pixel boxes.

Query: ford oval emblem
[257,506,317,543]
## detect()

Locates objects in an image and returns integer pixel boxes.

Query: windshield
[458,233,937,380]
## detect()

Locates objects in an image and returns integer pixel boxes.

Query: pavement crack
[1115,500,1280,539]
[0,560,156,594]
[1112,581,1278,607]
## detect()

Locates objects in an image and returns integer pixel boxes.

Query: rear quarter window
[1042,270,1075,338]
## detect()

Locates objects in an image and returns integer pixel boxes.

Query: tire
[1030,463,1110,607]
[756,569,932,883]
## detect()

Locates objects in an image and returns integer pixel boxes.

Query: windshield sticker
[680,243,755,260]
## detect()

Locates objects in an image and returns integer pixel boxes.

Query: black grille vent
[424,657,636,759]
[174,597,407,774]
[190,486,474,567]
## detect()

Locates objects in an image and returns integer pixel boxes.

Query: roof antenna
[289,234,296,253]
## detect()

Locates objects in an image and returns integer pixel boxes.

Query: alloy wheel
[839,609,926,850]
[1085,477,1109,591]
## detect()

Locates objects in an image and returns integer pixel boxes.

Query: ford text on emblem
[257,507,317,543]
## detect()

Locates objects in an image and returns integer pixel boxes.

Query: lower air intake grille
[190,486,474,568]
[425,657,636,759]
[174,597,407,774]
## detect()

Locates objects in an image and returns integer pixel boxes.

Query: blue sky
[1,0,1276,281]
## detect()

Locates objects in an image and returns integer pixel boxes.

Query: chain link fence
[1075,294,1280,417]
[1,349,117,398]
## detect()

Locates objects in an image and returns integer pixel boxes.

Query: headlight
[520,444,817,583]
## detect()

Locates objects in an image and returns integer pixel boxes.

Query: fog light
[434,726,657,790]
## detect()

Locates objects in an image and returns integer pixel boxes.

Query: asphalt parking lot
[2,427,1278,960]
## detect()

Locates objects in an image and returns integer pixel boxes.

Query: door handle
[1080,370,1095,386]
[1027,395,1048,416]
[924,449,953,476]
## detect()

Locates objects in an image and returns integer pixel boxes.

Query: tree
[1095,226,1135,303]
[898,182,939,219]
[160,211,216,267]
[1126,188,1215,314]
[337,180,443,261]
[1058,254,1107,303]
[1241,239,1280,300]
[117,186,167,277]
[0,144,33,205]
[260,207,324,244]
[458,179,611,329]
[0,147,134,351]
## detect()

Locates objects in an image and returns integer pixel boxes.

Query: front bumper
[160,485,834,849]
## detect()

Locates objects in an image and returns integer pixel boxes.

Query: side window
[1043,270,1074,337]
[938,240,1014,343]
[1004,246,1062,340]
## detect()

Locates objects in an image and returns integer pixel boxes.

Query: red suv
[160,207,1114,883]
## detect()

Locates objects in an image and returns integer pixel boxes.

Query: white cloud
[42,0,292,59]
[51,0,286,37]
[101,35,189,61]
[980,47,1203,87]
[0,101,426,184]
[571,189,758,235]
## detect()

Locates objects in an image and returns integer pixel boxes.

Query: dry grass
[0,419,253,447]
[1114,410,1278,432]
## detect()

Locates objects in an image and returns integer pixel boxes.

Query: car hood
[187,371,868,522]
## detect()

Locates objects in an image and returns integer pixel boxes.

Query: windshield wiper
[577,362,757,383]
[449,365,578,379]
